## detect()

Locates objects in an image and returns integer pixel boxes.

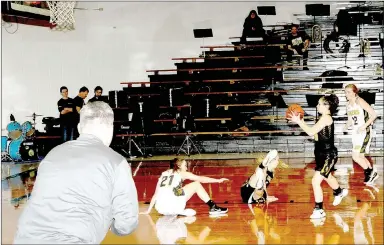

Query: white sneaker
[333,189,348,206]
[209,213,228,219]
[366,169,379,185]
[179,208,196,217]
[310,208,326,219]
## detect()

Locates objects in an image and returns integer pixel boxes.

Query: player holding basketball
[140,158,229,216]
[344,84,378,184]
[240,150,280,204]
[289,94,348,219]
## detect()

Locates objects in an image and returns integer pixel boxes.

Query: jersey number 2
[160,175,174,187]
[352,116,358,125]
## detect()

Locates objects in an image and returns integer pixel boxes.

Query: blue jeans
[61,124,75,142]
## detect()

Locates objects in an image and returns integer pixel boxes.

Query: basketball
[286,104,304,119]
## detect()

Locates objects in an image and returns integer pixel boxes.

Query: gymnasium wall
[1,1,338,131]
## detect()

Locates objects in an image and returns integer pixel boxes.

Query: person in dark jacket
[241,10,265,42]
[89,86,107,103]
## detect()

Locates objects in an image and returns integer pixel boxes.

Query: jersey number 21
[160,175,174,187]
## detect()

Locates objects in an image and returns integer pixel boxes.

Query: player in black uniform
[289,94,348,219]
[241,150,280,204]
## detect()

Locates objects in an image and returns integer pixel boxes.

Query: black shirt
[57,98,74,125]
[73,96,85,123]
[89,96,107,103]
[243,16,265,37]
[315,120,336,151]
[287,32,310,49]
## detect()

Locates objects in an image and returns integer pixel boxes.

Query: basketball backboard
[1,1,54,28]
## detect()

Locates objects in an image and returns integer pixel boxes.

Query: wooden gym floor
[2,154,383,244]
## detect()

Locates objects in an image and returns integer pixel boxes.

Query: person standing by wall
[73,86,89,139]
[57,86,75,142]
[89,86,106,103]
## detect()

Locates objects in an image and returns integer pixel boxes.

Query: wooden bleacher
[172,56,265,61]
[145,66,284,74]
[107,9,383,155]
[200,44,286,51]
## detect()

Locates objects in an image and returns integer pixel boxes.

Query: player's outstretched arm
[180,171,229,184]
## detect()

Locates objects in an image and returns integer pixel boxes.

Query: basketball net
[46,1,76,31]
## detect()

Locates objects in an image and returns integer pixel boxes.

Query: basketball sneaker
[310,208,326,219]
[209,205,228,215]
[366,169,379,185]
[364,168,372,183]
[209,213,228,219]
[333,188,348,206]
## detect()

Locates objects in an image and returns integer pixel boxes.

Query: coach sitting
[13,102,139,244]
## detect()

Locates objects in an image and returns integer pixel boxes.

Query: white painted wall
[1,1,338,131]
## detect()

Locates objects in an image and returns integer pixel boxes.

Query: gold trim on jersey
[347,110,360,116]
[173,181,185,196]
[361,127,371,153]
[320,156,337,177]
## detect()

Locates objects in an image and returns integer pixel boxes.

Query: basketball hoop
[46,1,76,31]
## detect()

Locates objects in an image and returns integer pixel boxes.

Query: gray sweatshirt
[13,134,139,244]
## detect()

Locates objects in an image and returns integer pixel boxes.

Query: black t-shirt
[73,96,85,123]
[89,96,107,103]
[287,32,310,49]
[57,98,74,124]
[89,96,98,103]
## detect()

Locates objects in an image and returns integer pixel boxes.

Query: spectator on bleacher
[240,10,265,42]
[286,25,310,70]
